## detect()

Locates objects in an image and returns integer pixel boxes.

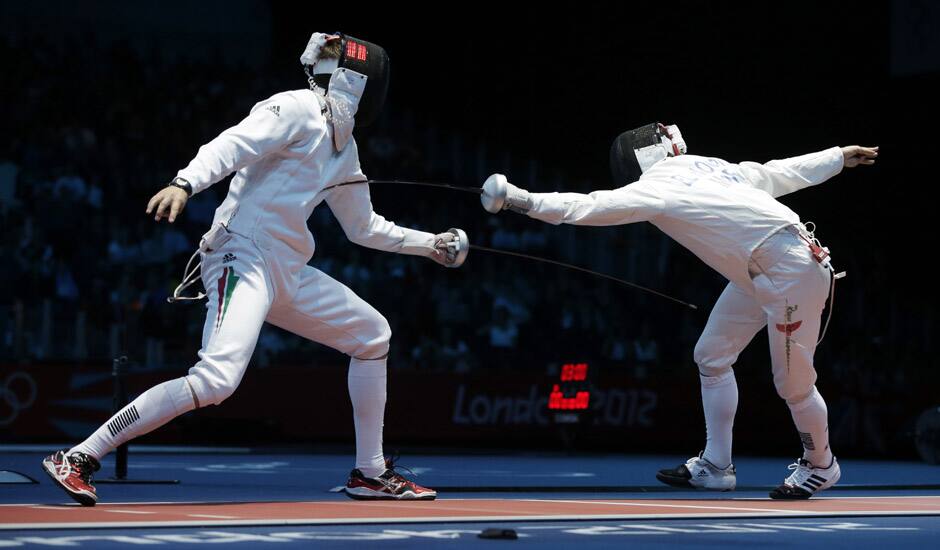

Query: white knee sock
[700,369,738,469]
[348,357,387,478]
[787,386,833,466]
[69,377,197,460]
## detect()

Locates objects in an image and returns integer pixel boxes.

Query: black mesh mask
[609,123,686,185]
[309,34,390,127]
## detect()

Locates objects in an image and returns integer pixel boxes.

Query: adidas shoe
[42,450,101,506]
[770,457,840,499]
[656,452,736,491]
[345,457,437,501]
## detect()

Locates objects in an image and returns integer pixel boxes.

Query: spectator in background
[1,30,929,434]
[487,305,519,349]
[632,322,658,380]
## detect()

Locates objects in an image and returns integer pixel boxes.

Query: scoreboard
[547,362,591,425]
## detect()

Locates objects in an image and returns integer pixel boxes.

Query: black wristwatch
[168,177,193,196]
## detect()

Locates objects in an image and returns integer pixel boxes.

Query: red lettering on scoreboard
[548,363,590,410]
[548,384,590,410]
[560,362,588,381]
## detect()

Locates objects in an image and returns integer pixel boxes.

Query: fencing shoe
[42,450,100,506]
[656,452,736,491]
[770,457,840,499]
[345,456,437,500]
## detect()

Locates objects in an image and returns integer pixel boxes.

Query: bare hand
[146,186,189,223]
[841,145,878,168]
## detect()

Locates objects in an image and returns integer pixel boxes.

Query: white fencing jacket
[176,89,436,262]
[526,148,844,288]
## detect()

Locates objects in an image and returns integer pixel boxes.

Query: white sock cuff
[699,369,735,388]
[349,356,388,378]
[787,386,822,412]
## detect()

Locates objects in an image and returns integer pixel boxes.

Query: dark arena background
[1,1,939,548]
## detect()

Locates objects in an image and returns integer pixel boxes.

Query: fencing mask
[609,123,687,184]
[300,32,390,128]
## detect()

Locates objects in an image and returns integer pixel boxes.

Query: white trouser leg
[693,282,766,467]
[71,236,273,459]
[754,239,833,465]
[266,265,392,476]
[186,237,274,407]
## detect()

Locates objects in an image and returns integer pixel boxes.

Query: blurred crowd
[0,32,697,376]
[0,30,933,433]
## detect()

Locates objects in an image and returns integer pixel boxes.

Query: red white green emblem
[215,267,239,329]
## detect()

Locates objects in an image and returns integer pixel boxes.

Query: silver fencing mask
[610,123,687,184]
[300,33,390,127]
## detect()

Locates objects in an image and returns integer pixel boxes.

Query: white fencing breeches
[72,233,392,461]
[693,229,833,465]
[186,234,391,407]
[694,231,831,400]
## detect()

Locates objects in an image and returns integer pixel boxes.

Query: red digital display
[345,42,368,62]
[548,385,590,410]
[560,362,588,381]
[547,363,590,411]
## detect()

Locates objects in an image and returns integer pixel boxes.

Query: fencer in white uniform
[43,32,459,505]
[480,123,878,499]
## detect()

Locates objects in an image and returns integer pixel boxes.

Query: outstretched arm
[528,187,666,226]
[325,183,459,266]
[481,174,665,226]
[738,145,878,198]
[176,95,311,195]
[146,95,312,223]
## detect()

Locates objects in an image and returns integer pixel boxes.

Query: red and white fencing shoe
[345,458,437,501]
[42,450,101,506]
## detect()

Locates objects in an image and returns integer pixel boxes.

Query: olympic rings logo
[0,372,37,427]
